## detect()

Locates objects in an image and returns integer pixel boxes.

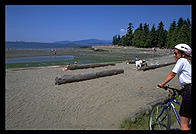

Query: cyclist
[158,43,192,130]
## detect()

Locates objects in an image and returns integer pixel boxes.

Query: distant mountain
[6,39,112,49]
[5,41,79,49]
[54,39,112,46]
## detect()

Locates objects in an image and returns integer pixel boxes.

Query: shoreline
[5,46,173,69]
[6,46,172,59]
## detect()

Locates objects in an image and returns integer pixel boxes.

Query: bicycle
[149,85,182,130]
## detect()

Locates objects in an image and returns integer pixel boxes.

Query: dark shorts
[179,84,192,119]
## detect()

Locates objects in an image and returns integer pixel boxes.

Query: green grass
[120,96,182,130]
[120,113,150,130]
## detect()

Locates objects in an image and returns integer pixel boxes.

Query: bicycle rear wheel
[149,102,171,130]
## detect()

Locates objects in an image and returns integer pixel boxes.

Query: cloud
[120,28,127,35]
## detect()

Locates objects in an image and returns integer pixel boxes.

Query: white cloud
[120,28,127,35]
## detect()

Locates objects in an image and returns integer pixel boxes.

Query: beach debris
[67,63,116,70]
[139,62,175,71]
[55,69,124,85]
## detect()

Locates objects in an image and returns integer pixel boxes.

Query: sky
[6,5,192,43]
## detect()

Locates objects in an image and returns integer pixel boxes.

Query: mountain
[54,39,112,46]
[5,41,79,49]
[6,39,112,49]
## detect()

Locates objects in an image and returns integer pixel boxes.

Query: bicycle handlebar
[157,84,182,97]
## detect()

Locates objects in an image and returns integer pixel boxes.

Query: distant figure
[74,61,78,65]
[50,49,57,56]
[134,56,138,63]
[152,47,156,53]
[125,59,130,64]
[135,58,143,70]
[54,49,57,55]
[135,58,147,70]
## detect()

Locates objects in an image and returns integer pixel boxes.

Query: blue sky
[6,5,191,43]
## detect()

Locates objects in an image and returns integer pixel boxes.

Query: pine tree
[149,24,157,47]
[156,21,167,48]
[143,23,150,47]
[112,35,120,45]
[126,23,134,46]
[166,20,177,48]
[132,23,144,47]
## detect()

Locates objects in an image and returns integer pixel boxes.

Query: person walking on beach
[158,43,192,130]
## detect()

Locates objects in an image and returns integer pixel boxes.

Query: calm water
[6,55,74,64]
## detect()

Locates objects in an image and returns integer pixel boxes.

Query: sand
[5,50,181,130]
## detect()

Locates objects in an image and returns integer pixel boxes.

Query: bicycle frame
[156,98,181,126]
[168,98,181,125]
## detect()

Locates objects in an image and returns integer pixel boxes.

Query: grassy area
[120,96,182,130]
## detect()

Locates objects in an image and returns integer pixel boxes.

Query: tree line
[112,17,192,48]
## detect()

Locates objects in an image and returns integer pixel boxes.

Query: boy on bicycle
[158,43,192,130]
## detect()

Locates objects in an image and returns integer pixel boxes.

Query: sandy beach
[5,48,181,130]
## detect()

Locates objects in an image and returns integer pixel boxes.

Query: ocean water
[5,41,78,49]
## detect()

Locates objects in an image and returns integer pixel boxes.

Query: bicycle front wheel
[149,102,171,130]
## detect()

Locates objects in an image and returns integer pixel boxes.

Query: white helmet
[174,43,192,56]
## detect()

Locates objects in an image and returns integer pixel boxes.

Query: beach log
[67,63,116,70]
[55,69,124,85]
[140,62,175,71]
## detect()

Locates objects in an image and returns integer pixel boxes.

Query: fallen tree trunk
[55,69,124,85]
[67,63,116,70]
[140,62,175,71]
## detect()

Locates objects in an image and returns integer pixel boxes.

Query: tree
[156,21,167,48]
[132,23,145,47]
[149,24,157,47]
[143,23,150,47]
[176,22,191,46]
[166,20,177,48]
[119,35,129,46]
[126,22,134,46]
[112,17,191,49]
[177,17,184,28]
[112,35,120,45]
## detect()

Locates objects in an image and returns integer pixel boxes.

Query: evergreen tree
[126,23,134,46]
[149,24,157,47]
[166,20,177,48]
[112,17,191,48]
[156,21,167,48]
[143,23,150,47]
[119,35,129,46]
[176,22,191,45]
[177,17,184,28]
[132,23,145,47]
[112,35,121,45]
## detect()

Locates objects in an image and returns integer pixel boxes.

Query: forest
[112,17,192,48]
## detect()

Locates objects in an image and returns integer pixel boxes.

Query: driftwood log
[67,63,116,70]
[140,62,175,71]
[55,69,124,85]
